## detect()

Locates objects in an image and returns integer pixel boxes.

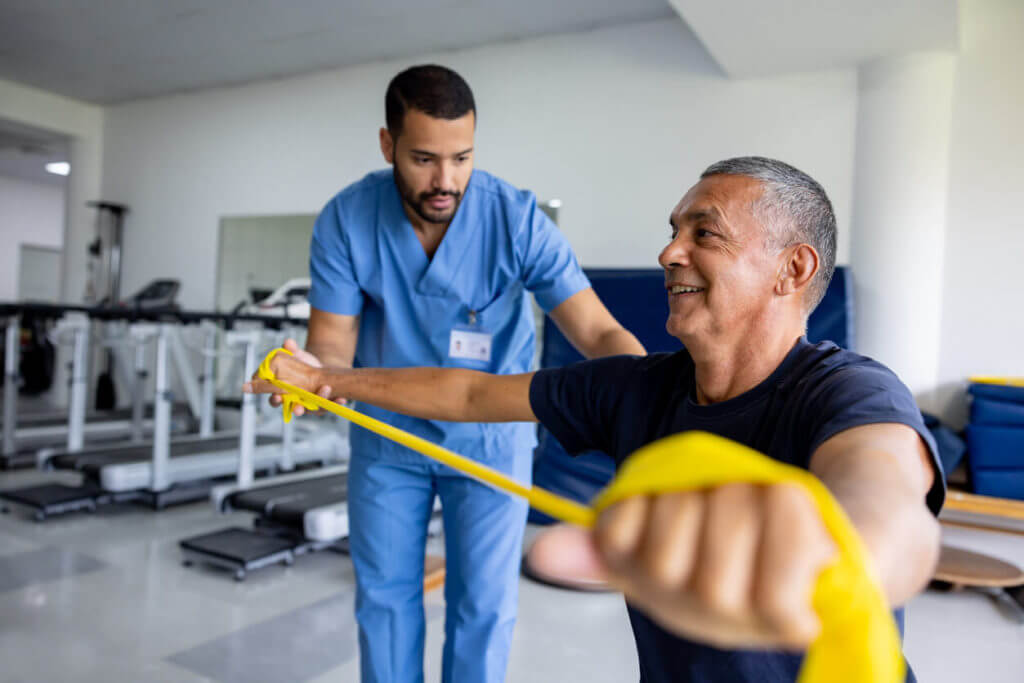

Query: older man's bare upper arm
[809,423,935,498]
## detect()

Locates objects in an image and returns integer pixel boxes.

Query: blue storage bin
[970,468,1024,502]
[970,397,1024,426]
[966,424,1024,469]
[968,382,1024,405]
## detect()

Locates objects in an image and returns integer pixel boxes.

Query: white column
[850,52,956,409]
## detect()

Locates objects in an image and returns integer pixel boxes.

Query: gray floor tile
[0,545,105,593]
[167,591,359,683]
[168,593,443,683]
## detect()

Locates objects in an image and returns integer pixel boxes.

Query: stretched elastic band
[257,348,902,682]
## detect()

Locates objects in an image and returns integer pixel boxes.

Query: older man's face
[659,174,783,344]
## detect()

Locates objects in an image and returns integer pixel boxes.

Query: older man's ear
[776,244,819,299]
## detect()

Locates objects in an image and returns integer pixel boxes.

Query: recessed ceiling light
[45,162,70,176]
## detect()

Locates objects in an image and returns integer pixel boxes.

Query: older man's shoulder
[633,348,693,368]
[786,339,911,397]
[568,349,692,388]
[628,348,695,384]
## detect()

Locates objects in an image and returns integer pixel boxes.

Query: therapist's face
[380,108,475,225]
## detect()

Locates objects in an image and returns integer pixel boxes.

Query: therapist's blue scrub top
[308,169,590,467]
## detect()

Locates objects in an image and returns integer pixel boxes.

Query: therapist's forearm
[316,366,536,423]
[581,328,645,359]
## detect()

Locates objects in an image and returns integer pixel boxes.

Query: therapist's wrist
[320,367,353,400]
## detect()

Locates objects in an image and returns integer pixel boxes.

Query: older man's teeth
[670,286,703,294]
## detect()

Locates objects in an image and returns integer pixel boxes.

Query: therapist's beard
[393,166,463,225]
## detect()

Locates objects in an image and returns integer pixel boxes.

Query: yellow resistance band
[258,348,902,683]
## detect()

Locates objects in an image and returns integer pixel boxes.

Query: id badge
[449,309,492,362]
[449,327,492,362]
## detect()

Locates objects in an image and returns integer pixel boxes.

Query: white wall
[0,79,103,303]
[850,53,955,404]
[0,176,65,299]
[935,0,1024,426]
[101,18,858,310]
[0,80,103,408]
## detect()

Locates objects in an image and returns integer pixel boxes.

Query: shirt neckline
[684,336,810,417]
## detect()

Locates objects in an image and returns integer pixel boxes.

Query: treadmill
[1,292,194,469]
[182,465,350,581]
[179,319,354,581]
[31,304,229,474]
[1,310,332,520]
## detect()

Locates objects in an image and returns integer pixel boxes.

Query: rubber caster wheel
[33,511,46,522]
[234,570,247,582]
[182,560,194,568]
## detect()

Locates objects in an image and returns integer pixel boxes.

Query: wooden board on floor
[424,555,445,593]
[944,490,1024,520]
[933,545,1024,589]
[940,490,1024,535]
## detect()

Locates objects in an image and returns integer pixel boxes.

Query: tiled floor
[1,464,1022,682]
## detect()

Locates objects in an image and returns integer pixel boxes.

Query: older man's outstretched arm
[244,350,537,424]
[809,422,940,606]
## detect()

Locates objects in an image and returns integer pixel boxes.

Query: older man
[247,157,944,682]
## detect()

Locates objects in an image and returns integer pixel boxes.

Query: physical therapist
[291,64,644,683]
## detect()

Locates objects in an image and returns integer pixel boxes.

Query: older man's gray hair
[701,157,837,314]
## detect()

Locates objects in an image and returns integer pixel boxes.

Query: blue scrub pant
[348,452,530,683]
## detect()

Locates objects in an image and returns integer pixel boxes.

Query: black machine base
[0,482,108,521]
[144,479,215,510]
[0,449,41,471]
[180,524,349,581]
[180,527,299,581]
[0,478,216,521]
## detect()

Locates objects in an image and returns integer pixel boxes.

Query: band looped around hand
[258,348,320,423]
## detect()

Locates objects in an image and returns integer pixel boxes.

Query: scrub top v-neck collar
[383,172,476,298]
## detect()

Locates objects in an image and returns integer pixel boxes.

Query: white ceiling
[0,118,68,186]
[0,1,960,107]
[0,0,675,104]
[669,0,958,78]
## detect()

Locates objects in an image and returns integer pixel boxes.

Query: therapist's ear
[380,128,395,164]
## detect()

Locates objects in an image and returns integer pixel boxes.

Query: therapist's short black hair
[385,65,476,137]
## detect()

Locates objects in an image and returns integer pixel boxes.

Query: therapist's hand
[243,338,333,416]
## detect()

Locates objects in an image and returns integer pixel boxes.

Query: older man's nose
[659,235,691,270]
